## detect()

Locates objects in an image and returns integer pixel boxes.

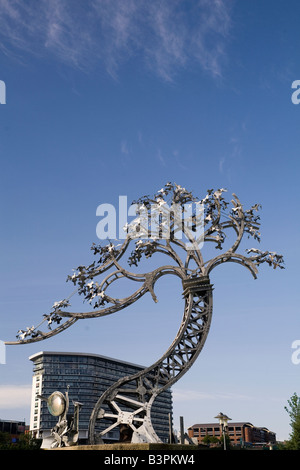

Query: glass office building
[29,351,173,443]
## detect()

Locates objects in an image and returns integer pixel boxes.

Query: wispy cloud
[121,140,130,155]
[219,156,226,173]
[157,148,166,167]
[0,384,32,409]
[0,0,233,81]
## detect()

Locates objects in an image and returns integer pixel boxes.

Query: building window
[30,352,173,443]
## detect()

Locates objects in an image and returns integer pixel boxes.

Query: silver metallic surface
[38,387,82,448]
[47,391,66,417]
[5,183,284,444]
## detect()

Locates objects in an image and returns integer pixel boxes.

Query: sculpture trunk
[88,276,213,444]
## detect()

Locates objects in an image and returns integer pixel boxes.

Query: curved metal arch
[5,317,78,346]
[88,276,213,444]
[205,253,259,279]
[5,183,284,445]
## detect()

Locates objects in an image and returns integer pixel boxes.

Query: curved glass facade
[29,351,173,443]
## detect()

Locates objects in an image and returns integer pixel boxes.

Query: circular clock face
[47,391,66,417]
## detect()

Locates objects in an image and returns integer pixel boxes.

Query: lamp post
[215,412,231,450]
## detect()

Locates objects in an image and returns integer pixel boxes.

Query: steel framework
[5,183,284,445]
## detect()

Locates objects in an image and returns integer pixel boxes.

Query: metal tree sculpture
[5,183,284,444]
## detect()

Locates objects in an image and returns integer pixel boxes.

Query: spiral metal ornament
[5,183,284,444]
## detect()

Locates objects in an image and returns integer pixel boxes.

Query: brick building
[188,421,276,446]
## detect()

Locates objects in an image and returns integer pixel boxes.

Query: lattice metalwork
[5,183,284,445]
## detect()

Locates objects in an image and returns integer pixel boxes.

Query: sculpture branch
[6,182,284,347]
[5,182,285,446]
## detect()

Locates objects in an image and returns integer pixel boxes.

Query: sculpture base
[50,443,199,451]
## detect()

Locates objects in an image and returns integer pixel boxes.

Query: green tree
[202,435,220,446]
[0,432,41,450]
[285,392,300,450]
[15,433,41,450]
[0,432,12,449]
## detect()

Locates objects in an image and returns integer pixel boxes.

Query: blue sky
[0,0,299,442]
